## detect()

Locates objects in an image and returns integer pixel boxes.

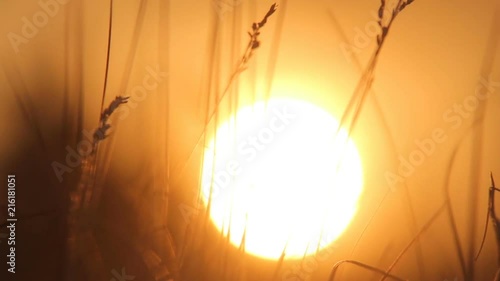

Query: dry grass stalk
[224,3,278,92]
[476,174,500,276]
[170,3,278,188]
[92,95,130,154]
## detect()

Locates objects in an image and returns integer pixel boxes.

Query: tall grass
[1,0,499,280]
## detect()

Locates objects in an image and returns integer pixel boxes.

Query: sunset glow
[201,98,363,260]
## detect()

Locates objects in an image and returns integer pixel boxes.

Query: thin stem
[379,203,447,281]
[99,0,114,119]
[329,260,408,281]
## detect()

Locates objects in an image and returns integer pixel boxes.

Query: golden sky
[0,0,499,280]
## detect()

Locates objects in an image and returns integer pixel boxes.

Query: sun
[200,98,363,260]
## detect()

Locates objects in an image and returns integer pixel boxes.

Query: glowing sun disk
[201,98,363,260]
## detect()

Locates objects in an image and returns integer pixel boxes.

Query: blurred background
[0,0,500,280]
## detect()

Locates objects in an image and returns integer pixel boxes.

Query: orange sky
[1,0,500,280]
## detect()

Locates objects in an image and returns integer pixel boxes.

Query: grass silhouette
[1,0,499,280]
